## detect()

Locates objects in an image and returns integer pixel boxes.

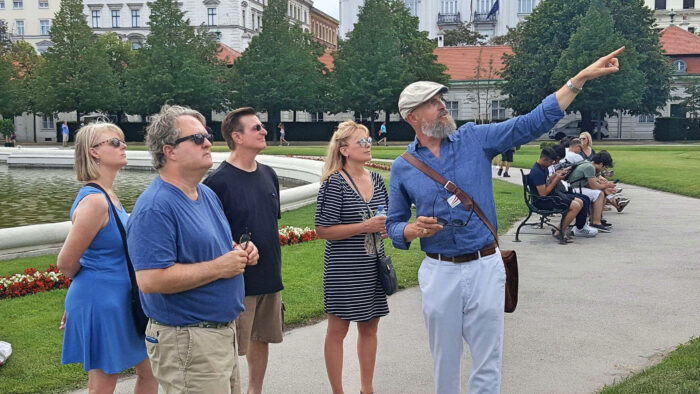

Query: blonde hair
[320,120,369,182]
[579,131,593,148]
[74,123,125,182]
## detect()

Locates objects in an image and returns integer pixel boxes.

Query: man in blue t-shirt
[204,107,283,394]
[61,122,69,147]
[378,121,388,146]
[127,105,259,394]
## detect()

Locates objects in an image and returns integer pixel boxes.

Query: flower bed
[279,226,317,246]
[287,155,391,171]
[0,265,71,299]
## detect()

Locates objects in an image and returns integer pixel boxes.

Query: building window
[440,0,457,15]
[638,114,655,123]
[655,0,666,10]
[91,10,100,28]
[131,9,140,27]
[207,8,216,26]
[445,101,459,119]
[311,112,324,122]
[518,0,539,14]
[13,0,22,9]
[242,10,245,28]
[132,40,141,50]
[111,10,120,28]
[40,19,50,35]
[477,0,493,14]
[41,115,54,129]
[38,0,48,8]
[670,104,686,118]
[257,15,261,30]
[672,59,687,73]
[491,100,506,119]
[689,27,696,34]
[0,1,5,9]
[683,0,695,9]
[15,20,24,35]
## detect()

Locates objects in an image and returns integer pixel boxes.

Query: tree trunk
[580,110,594,133]
[369,113,375,139]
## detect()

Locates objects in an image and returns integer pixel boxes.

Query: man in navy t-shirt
[204,107,283,394]
[127,104,259,394]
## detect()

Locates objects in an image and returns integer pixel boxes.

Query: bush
[539,141,557,150]
[653,117,700,141]
[0,118,14,136]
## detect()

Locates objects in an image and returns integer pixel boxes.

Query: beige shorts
[235,291,284,356]
[144,319,241,394]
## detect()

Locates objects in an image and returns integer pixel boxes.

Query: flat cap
[398,81,448,119]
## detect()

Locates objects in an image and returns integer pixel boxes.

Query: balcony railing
[437,12,461,26]
[473,11,497,23]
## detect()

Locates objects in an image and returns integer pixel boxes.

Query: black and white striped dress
[315,171,390,322]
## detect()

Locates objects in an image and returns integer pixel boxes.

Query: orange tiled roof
[217,43,242,65]
[434,46,513,81]
[659,25,700,55]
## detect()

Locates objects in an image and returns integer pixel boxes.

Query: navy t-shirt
[528,162,549,196]
[127,176,245,326]
[204,161,283,296]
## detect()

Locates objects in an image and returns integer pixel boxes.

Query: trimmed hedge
[653,117,700,141]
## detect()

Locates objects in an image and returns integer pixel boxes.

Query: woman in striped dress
[315,120,390,394]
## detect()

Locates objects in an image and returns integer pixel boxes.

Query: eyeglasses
[432,194,474,227]
[238,230,251,249]
[356,137,373,148]
[172,133,213,147]
[92,138,126,148]
[252,124,263,132]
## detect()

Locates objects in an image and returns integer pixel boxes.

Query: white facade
[82,0,312,53]
[644,0,700,33]
[340,0,541,40]
[0,0,59,53]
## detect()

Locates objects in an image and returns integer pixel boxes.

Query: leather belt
[426,241,498,263]
[151,319,230,329]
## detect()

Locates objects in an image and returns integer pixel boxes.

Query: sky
[313,0,340,20]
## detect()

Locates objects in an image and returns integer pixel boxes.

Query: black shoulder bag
[341,170,398,296]
[86,183,149,335]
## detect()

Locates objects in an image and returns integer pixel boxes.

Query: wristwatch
[567,79,582,94]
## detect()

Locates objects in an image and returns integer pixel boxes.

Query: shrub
[653,117,697,141]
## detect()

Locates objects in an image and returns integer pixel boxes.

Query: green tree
[227,0,328,134]
[442,22,486,47]
[500,0,671,134]
[0,20,12,55]
[332,0,447,128]
[489,26,520,46]
[679,84,700,119]
[98,33,134,123]
[126,0,225,116]
[0,21,16,117]
[34,0,118,120]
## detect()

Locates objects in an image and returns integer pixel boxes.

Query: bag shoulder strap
[340,169,382,257]
[85,183,139,292]
[400,152,500,245]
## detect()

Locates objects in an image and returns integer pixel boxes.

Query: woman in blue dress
[57,123,157,393]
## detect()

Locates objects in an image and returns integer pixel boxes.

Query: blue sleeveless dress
[61,186,147,374]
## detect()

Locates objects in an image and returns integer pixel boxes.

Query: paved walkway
[72,167,700,393]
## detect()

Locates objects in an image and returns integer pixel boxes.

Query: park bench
[515,169,570,245]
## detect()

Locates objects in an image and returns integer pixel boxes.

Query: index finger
[604,46,625,60]
[416,216,438,224]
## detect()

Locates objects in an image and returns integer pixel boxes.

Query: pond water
[0,164,301,229]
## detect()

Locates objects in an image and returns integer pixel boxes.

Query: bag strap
[400,152,500,246]
[85,183,140,298]
[340,169,382,257]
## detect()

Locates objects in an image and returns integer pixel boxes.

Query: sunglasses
[92,138,126,148]
[238,230,252,250]
[356,137,373,148]
[172,133,213,147]
[432,195,474,227]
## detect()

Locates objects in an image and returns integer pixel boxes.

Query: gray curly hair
[146,104,207,170]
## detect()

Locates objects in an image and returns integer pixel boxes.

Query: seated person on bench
[528,147,598,241]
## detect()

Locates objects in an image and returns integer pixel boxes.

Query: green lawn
[600,337,700,393]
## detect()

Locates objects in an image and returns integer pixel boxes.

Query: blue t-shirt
[62,124,69,135]
[126,176,244,326]
[528,162,549,196]
[380,124,387,134]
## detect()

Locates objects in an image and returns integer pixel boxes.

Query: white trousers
[418,250,506,394]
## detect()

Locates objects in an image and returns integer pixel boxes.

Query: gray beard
[421,116,457,139]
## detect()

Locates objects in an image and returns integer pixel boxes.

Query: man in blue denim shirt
[386,47,625,393]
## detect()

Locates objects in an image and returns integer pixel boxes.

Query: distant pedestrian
[497,147,515,177]
[278,123,290,146]
[61,122,69,147]
[378,121,388,146]
[10,132,16,147]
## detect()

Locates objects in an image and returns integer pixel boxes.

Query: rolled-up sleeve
[386,162,412,250]
[479,93,565,158]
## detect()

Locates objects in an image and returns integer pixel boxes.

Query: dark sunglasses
[238,230,252,249]
[433,195,474,227]
[172,133,213,147]
[92,138,126,148]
